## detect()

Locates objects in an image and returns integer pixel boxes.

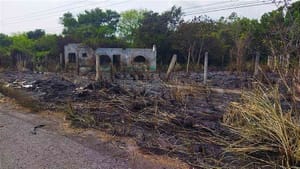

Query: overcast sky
[0,0,296,35]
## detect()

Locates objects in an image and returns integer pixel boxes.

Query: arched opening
[133,55,146,63]
[132,56,149,76]
[100,55,111,65]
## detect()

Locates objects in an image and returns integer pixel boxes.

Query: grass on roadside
[65,102,96,128]
[223,84,300,168]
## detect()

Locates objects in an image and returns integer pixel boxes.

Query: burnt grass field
[0,70,298,168]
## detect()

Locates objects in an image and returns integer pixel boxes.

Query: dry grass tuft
[166,80,199,105]
[65,103,96,128]
[169,85,194,104]
[223,85,300,168]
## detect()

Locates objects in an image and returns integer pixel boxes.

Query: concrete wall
[64,43,95,67]
[95,48,156,71]
[64,43,157,72]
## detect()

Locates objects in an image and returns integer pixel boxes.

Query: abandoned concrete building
[64,43,157,73]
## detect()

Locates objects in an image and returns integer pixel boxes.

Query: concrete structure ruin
[64,43,157,73]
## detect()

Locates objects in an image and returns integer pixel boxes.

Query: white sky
[0,0,296,35]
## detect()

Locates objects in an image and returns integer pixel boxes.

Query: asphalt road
[0,104,129,169]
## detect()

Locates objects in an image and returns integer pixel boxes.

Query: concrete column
[152,44,156,52]
[76,51,80,75]
[254,52,260,76]
[166,54,177,81]
[150,51,157,71]
[59,53,64,69]
[95,55,101,81]
[110,63,114,82]
[204,52,208,85]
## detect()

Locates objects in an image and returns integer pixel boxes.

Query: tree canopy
[1,1,300,71]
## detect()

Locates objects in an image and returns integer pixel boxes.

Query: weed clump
[65,103,96,128]
[223,85,300,168]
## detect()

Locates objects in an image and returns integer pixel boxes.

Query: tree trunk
[190,41,196,63]
[236,48,241,73]
[204,52,208,85]
[196,39,204,66]
[254,51,260,77]
[186,46,191,73]
[229,49,233,72]
[221,55,224,70]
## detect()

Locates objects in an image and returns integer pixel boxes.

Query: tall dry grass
[65,102,96,128]
[223,84,300,168]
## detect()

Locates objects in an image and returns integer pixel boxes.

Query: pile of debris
[0,71,76,103]
[31,77,75,101]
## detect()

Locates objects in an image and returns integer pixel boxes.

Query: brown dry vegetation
[223,85,300,168]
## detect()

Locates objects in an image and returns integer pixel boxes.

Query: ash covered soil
[0,71,255,168]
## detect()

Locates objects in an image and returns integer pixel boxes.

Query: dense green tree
[60,8,120,48]
[172,15,223,66]
[260,1,300,68]
[228,16,254,71]
[60,12,78,36]
[0,33,12,47]
[135,6,183,65]
[0,33,12,54]
[0,33,12,66]
[117,9,145,44]
[10,34,35,57]
[34,34,59,59]
[77,9,119,29]
[0,32,60,68]
[27,29,45,40]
